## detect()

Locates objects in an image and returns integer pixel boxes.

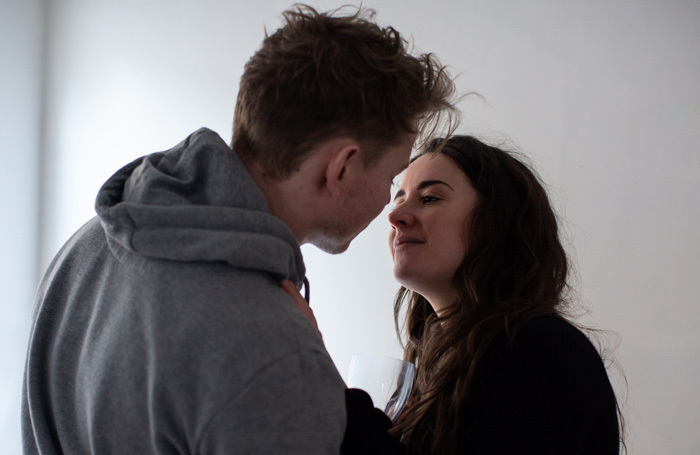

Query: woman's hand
[280,280,321,338]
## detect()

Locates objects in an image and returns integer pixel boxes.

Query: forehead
[400,153,465,187]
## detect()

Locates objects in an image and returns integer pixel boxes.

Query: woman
[283,135,623,454]
[387,135,622,454]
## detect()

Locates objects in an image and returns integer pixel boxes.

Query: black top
[342,388,405,455]
[461,316,620,454]
[343,316,620,454]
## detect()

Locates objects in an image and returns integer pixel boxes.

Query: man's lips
[394,236,425,250]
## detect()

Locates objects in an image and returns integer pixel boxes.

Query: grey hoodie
[22,128,346,454]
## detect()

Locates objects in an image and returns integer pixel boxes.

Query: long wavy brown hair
[392,136,618,454]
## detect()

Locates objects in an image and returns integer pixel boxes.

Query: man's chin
[308,234,353,255]
[313,239,352,255]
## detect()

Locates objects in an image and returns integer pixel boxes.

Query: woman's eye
[421,195,440,203]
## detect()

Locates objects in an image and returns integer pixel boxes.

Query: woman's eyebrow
[393,180,453,200]
[417,180,453,191]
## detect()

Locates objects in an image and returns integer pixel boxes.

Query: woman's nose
[388,205,415,228]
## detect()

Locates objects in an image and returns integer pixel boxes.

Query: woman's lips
[394,237,424,250]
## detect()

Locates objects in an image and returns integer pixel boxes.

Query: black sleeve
[461,317,620,455]
[341,388,406,455]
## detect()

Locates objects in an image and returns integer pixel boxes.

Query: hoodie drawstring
[302,276,310,304]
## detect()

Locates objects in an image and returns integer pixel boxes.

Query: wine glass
[347,353,415,421]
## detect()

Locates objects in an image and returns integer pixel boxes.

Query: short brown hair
[232,4,457,178]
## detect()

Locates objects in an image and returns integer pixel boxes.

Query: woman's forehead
[402,153,461,186]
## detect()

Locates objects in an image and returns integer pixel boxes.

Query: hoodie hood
[95,128,305,286]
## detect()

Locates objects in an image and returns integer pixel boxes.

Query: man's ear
[324,142,360,199]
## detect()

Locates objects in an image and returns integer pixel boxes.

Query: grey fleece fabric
[22,128,346,454]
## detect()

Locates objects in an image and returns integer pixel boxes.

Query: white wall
[6,0,699,453]
[0,0,44,453]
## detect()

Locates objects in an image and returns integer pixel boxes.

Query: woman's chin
[393,270,423,293]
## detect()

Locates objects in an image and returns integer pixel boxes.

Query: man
[22,5,455,454]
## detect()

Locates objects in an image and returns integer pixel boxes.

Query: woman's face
[388,153,478,312]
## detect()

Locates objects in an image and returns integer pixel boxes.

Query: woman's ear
[323,141,360,199]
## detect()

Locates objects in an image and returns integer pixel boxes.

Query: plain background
[2,0,699,453]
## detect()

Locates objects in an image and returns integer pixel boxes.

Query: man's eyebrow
[393,180,453,200]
